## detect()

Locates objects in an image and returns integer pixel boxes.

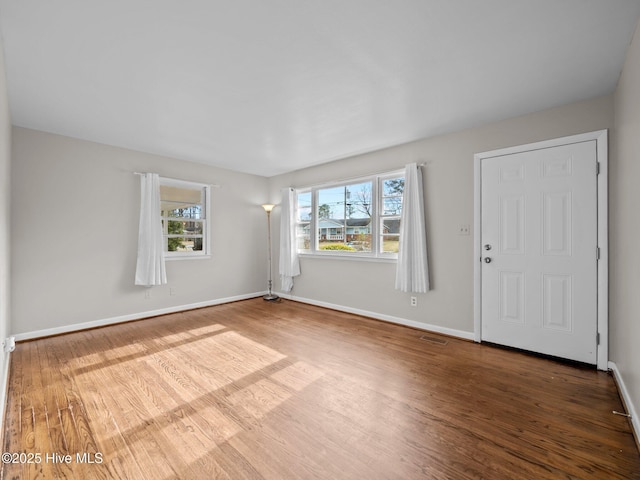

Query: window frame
[294,170,404,261]
[160,176,211,260]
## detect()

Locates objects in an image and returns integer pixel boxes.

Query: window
[295,171,404,258]
[295,191,312,251]
[380,176,404,254]
[160,177,211,259]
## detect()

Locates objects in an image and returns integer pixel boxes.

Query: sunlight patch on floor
[227,378,292,420]
[271,361,325,391]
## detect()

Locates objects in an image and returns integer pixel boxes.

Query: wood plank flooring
[2,298,639,479]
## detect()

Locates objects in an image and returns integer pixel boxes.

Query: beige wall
[0,35,12,406]
[612,20,640,423]
[10,128,269,335]
[268,95,614,336]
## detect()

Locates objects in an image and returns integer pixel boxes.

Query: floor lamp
[261,204,279,301]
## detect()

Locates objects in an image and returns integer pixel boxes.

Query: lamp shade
[262,204,275,213]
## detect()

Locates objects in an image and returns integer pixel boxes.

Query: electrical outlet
[170,287,176,296]
[410,296,417,307]
[144,289,151,299]
[458,224,470,236]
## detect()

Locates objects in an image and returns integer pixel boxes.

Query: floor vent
[420,335,448,345]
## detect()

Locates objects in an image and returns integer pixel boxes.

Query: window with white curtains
[294,170,405,259]
[160,177,211,259]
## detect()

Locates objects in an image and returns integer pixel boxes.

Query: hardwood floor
[2,298,639,479]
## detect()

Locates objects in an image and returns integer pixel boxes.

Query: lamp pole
[262,204,279,301]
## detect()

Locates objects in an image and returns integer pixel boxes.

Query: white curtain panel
[395,163,430,293]
[135,173,167,286]
[279,187,301,292]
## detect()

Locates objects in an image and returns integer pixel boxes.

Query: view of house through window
[317,181,373,252]
[295,171,404,258]
[160,178,210,258]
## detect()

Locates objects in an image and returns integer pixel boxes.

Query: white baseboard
[608,361,640,446]
[279,293,475,341]
[13,292,265,342]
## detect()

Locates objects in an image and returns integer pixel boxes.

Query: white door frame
[473,130,608,370]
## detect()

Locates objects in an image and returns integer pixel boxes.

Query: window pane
[382,235,400,253]
[383,178,404,196]
[167,220,184,234]
[168,237,203,252]
[161,185,205,219]
[381,218,401,253]
[297,236,310,250]
[317,182,372,252]
[167,236,182,252]
[296,223,310,250]
[165,204,202,219]
[297,192,312,222]
[382,177,404,216]
[183,221,203,235]
[382,218,401,234]
[296,191,312,251]
[383,198,403,215]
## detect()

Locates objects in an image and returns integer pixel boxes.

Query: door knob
[484,257,492,263]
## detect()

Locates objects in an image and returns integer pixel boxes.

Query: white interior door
[480,140,598,364]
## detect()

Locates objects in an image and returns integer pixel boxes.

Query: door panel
[542,191,571,256]
[542,274,572,331]
[499,271,524,324]
[500,194,525,254]
[481,141,598,364]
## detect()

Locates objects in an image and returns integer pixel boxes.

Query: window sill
[165,255,211,261]
[298,252,397,263]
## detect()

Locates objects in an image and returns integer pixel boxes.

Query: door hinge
[596,246,601,260]
[596,162,601,175]
[596,332,600,345]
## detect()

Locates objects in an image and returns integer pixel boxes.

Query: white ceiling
[1,1,639,177]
